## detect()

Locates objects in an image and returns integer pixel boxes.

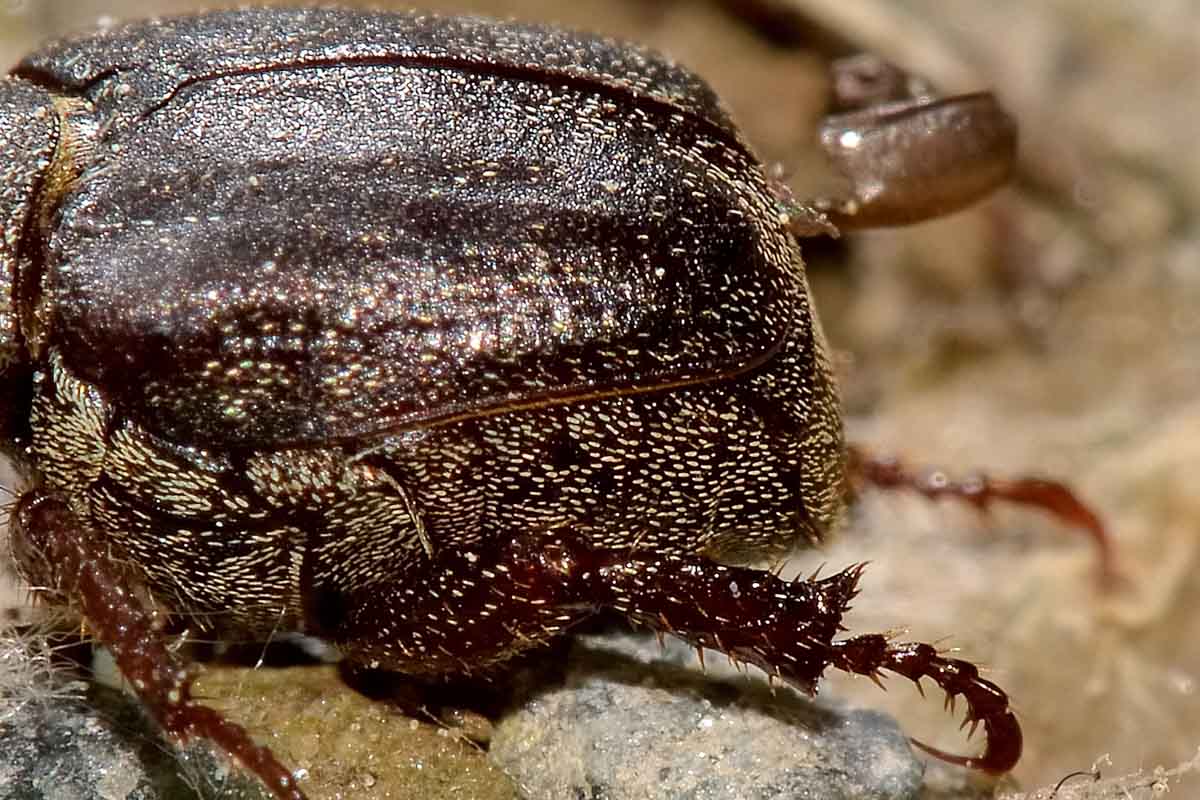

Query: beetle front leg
[330,533,1020,774]
[11,491,307,800]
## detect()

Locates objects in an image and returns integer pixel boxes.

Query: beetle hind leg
[827,634,1022,774]
[568,545,1022,775]
[327,532,1020,774]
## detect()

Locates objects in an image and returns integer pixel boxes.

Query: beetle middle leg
[10,490,307,800]
[324,531,1021,774]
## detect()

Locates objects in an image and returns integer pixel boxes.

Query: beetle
[0,8,1033,799]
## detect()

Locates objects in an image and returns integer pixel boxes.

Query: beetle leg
[813,90,1017,229]
[322,535,593,677]
[826,633,1022,773]
[330,533,1019,773]
[789,54,1017,232]
[775,56,1016,236]
[570,547,1022,774]
[847,444,1119,582]
[10,490,307,800]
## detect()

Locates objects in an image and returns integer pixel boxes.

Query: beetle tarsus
[828,636,1022,774]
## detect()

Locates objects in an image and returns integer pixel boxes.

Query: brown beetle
[0,9,1032,798]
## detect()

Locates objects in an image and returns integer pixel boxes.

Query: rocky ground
[2,1,1197,799]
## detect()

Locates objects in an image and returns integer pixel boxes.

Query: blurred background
[2,1,1198,798]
